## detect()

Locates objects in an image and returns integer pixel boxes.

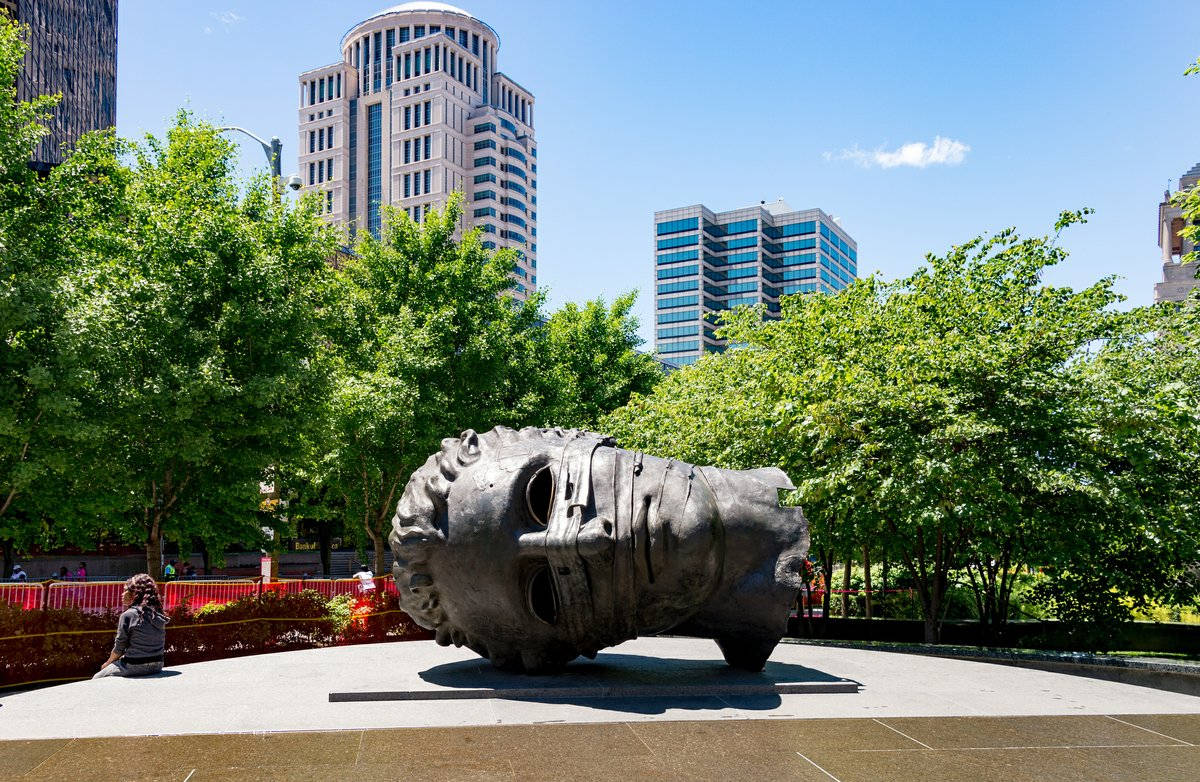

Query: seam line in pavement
[622,721,656,757]
[872,718,933,749]
[355,729,366,766]
[182,770,195,782]
[850,743,1188,753]
[24,737,76,776]
[1105,715,1195,746]
[795,751,842,781]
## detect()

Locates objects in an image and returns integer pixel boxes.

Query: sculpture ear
[457,429,482,466]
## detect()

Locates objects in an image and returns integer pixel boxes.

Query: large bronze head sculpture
[390,426,808,673]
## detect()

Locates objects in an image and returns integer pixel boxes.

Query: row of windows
[504,146,527,164]
[474,206,496,218]
[704,218,757,237]
[667,354,699,366]
[504,180,526,196]
[315,189,334,215]
[403,169,432,198]
[820,222,857,261]
[307,157,334,186]
[657,279,698,294]
[704,265,757,282]
[501,195,525,212]
[474,189,495,201]
[767,237,817,253]
[474,122,496,133]
[500,117,518,134]
[657,264,698,280]
[501,162,526,180]
[502,228,526,243]
[782,282,818,295]
[474,138,496,151]
[474,172,496,184]
[302,73,341,107]
[763,220,816,239]
[657,249,699,265]
[657,340,699,354]
[474,155,496,168]
[657,234,698,251]
[656,217,699,236]
[657,294,699,310]
[821,239,857,276]
[504,213,527,228]
[403,134,432,164]
[308,125,335,154]
[403,101,432,131]
[657,325,699,339]
[657,309,697,325]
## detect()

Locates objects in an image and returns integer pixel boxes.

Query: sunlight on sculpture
[390,426,808,673]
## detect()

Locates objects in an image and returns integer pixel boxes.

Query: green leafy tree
[0,20,123,570]
[59,113,337,575]
[608,212,1168,644]
[321,194,541,574]
[528,293,662,430]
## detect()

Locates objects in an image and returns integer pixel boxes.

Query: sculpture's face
[421,432,725,668]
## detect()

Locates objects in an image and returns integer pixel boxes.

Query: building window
[308,162,314,186]
[474,173,496,184]
[404,173,411,198]
[326,190,333,213]
[474,122,496,133]
[399,26,410,43]
[473,207,496,218]
[473,190,496,201]
[415,25,425,37]
[404,140,411,164]
[404,106,411,130]
[367,103,382,238]
[413,170,421,196]
[474,139,496,151]
[327,158,333,180]
[424,134,431,159]
[385,29,394,85]
[372,31,382,92]
[423,169,431,193]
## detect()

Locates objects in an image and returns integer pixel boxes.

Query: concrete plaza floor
[1,637,1198,780]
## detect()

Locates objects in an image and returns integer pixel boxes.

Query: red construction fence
[1,577,398,614]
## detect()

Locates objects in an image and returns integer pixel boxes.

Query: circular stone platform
[1,636,1197,740]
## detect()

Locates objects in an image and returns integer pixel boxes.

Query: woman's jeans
[92,659,163,679]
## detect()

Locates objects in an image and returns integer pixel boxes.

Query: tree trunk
[1,538,13,580]
[841,556,852,618]
[200,538,211,576]
[145,534,161,579]
[881,555,889,618]
[368,524,386,577]
[863,545,873,620]
[820,549,834,624]
[318,519,332,577]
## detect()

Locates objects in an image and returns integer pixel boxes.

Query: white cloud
[826,136,970,169]
[211,11,245,27]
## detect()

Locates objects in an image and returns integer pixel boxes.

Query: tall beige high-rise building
[298,2,537,298]
[1154,162,1200,304]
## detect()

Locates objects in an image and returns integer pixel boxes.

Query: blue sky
[116,1,1200,344]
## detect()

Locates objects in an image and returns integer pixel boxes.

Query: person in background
[10,564,27,582]
[57,566,70,580]
[183,562,196,579]
[93,574,169,679]
[355,565,375,594]
[75,562,87,582]
[163,560,176,581]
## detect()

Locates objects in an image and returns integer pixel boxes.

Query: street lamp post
[216,126,302,191]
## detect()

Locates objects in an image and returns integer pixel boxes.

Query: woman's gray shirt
[112,606,168,659]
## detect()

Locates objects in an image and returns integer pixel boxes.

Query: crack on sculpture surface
[390,426,809,673]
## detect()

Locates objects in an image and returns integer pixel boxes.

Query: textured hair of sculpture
[390,426,597,654]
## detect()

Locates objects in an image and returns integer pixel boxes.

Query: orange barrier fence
[1,576,396,613]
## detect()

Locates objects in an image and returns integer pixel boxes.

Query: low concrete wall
[786,617,1200,655]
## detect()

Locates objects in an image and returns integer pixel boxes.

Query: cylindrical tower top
[341,2,500,52]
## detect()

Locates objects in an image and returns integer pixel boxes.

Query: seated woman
[93,574,170,679]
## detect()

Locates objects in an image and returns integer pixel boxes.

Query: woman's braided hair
[124,573,164,615]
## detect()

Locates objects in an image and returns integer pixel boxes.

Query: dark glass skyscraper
[5,0,117,171]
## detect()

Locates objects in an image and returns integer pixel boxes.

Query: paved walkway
[1,638,1198,779]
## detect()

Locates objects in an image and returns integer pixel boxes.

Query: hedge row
[0,589,432,688]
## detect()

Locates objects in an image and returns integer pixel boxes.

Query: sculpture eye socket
[525,464,554,528]
[526,564,559,625]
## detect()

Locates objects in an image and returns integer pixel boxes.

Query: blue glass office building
[654,200,858,366]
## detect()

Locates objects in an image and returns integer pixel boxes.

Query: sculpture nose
[576,516,614,557]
